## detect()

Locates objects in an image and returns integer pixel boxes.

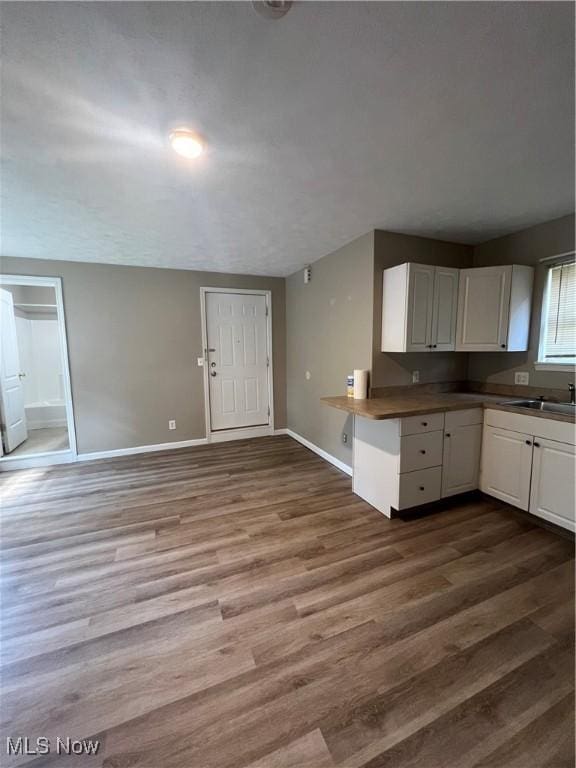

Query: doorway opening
[200,288,274,442]
[0,275,77,465]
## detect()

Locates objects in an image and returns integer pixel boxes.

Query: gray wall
[469,214,575,390]
[372,230,473,387]
[0,257,286,454]
[285,233,374,466]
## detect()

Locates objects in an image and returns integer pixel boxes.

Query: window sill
[534,361,576,372]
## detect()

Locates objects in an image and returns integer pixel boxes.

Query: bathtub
[25,400,67,430]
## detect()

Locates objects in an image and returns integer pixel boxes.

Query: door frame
[200,287,274,443]
[0,274,78,466]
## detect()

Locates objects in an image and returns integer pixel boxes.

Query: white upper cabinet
[455,265,534,352]
[382,263,459,352]
[405,264,435,352]
[431,267,460,352]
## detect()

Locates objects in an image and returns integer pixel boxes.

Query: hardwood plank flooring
[0,435,573,768]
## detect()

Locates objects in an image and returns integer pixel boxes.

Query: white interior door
[0,289,28,452]
[205,292,270,431]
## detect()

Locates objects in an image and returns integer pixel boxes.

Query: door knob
[210,362,216,368]
[210,370,217,377]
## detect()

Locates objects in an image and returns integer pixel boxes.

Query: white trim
[76,438,208,462]
[534,362,576,372]
[539,250,575,264]
[209,425,274,443]
[284,428,353,476]
[200,287,274,441]
[537,263,575,368]
[0,274,78,466]
[0,450,76,472]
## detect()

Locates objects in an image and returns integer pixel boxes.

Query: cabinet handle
[533,442,540,448]
[445,433,451,438]
[419,449,426,454]
[500,344,506,348]
[421,422,428,427]
[432,344,437,348]
[419,486,425,491]
[525,440,532,445]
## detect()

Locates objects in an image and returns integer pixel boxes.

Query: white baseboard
[76,438,208,462]
[0,450,76,472]
[208,425,274,443]
[284,429,353,476]
[28,420,68,430]
[0,429,346,473]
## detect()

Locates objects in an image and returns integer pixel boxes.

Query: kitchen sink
[502,399,576,415]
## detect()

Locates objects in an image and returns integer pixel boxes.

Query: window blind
[542,262,576,361]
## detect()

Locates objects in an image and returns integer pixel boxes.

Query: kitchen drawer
[399,431,443,473]
[398,467,442,510]
[445,408,483,429]
[399,412,444,436]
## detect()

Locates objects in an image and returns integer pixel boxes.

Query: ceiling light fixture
[169,128,205,159]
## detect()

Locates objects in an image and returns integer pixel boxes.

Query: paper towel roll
[353,369,369,400]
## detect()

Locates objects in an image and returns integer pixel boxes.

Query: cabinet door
[456,266,512,351]
[442,423,482,497]
[431,267,459,351]
[529,438,575,532]
[480,425,533,510]
[406,264,435,352]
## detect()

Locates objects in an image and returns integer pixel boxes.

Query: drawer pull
[419,449,426,454]
[421,421,428,427]
[419,486,425,491]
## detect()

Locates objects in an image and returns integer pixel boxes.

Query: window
[538,260,576,369]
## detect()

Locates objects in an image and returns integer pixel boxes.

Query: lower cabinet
[481,409,576,532]
[353,408,483,517]
[442,423,482,498]
[529,437,575,531]
[480,426,533,510]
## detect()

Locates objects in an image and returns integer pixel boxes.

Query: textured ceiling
[1,1,574,277]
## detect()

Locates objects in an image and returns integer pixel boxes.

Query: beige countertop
[321,392,576,424]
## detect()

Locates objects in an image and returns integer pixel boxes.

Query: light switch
[197,357,204,367]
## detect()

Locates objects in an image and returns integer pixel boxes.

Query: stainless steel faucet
[569,383,575,405]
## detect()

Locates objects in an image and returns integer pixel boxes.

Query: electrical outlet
[514,371,530,385]
[305,371,311,380]
[342,433,348,444]
[412,370,420,384]
[168,420,176,430]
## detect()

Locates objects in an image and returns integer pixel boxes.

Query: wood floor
[0,435,574,768]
